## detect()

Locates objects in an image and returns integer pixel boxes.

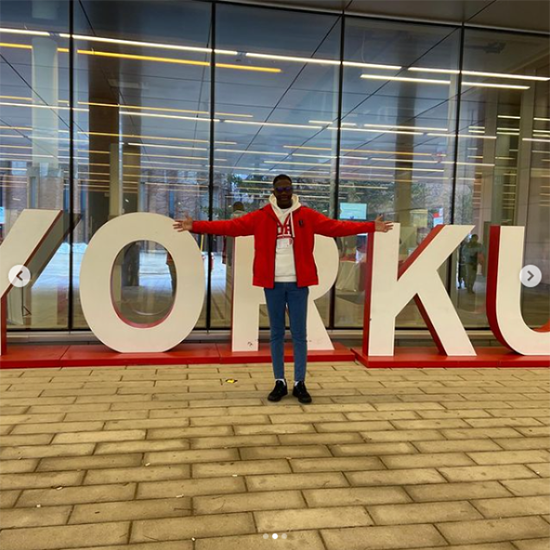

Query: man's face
[273,179,293,208]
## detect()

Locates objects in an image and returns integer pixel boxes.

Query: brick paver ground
[0,362,549,550]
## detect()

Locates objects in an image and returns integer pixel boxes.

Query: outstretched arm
[173,212,256,237]
[312,212,393,237]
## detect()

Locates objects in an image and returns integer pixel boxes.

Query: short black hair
[232,201,244,210]
[273,174,292,186]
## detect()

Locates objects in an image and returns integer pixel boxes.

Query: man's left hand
[374,215,394,233]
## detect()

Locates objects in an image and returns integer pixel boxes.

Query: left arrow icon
[8,265,31,288]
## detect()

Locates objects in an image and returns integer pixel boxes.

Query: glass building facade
[1,0,548,337]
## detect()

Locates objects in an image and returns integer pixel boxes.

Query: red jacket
[192,205,375,288]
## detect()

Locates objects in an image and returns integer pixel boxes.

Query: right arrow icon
[520,265,542,288]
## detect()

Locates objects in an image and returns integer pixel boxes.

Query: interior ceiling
[220,0,550,33]
[1,0,548,195]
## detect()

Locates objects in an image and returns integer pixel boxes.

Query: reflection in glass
[0,1,70,331]
[454,29,550,328]
[335,18,461,327]
[212,4,342,328]
[1,2,548,339]
[71,0,212,329]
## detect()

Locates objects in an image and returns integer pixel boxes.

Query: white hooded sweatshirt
[269,193,302,282]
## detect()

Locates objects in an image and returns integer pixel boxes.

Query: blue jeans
[264,282,308,382]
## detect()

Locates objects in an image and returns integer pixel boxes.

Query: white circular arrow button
[8,265,31,288]
[520,265,542,288]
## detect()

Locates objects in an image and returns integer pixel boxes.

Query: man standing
[173,175,393,404]
[463,234,486,294]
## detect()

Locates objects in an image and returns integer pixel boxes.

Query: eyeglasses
[274,186,292,193]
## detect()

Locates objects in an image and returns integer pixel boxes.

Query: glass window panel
[335,17,460,328]
[454,28,550,328]
[72,0,211,329]
[0,0,70,332]
[212,4,341,328]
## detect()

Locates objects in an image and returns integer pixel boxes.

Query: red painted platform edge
[352,347,550,368]
[217,341,355,364]
[0,345,69,369]
[59,344,221,367]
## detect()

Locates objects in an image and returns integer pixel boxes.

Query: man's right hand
[173,215,193,232]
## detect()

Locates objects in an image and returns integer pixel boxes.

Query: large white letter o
[80,213,204,352]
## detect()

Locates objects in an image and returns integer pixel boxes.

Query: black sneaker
[292,381,312,404]
[267,380,288,402]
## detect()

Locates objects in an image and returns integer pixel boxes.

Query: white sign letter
[0,209,63,354]
[80,213,204,353]
[487,226,550,355]
[364,223,476,356]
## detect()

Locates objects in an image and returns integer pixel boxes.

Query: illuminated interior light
[340,165,444,172]
[126,142,207,151]
[124,151,209,161]
[0,42,33,49]
[80,101,252,118]
[370,157,437,164]
[246,52,339,65]
[343,61,401,70]
[281,145,443,158]
[343,149,438,157]
[283,145,331,151]
[411,67,549,82]
[498,115,521,120]
[294,153,337,159]
[0,95,33,101]
[215,149,287,156]
[328,127,423,136]
[77,49,281,73]
[534,117,550,122]
[462,81,530,90]
[0,125,32,131]
[498,132,521,136]
[263,160,331,167]
[0,153,54,159]
[497,127,520,132]
[223,120,322,130]
[259,168,330,175]
[0,101,86,113]
[120,111,216,123]
[0,28,50,36]
[82,131,235,146]
[363,123,447,132]
[361,74,450,85]
[408,67,459,75]
[441,161,495,167]
[60,33,236,55]
[463,70,549,82]
[32,136,88,144]
[427,133,497,139]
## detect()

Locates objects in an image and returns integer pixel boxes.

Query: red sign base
[0,341,355,369]
[353,347,550,368]
[217,341,355,364]
[0,344,547,369]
